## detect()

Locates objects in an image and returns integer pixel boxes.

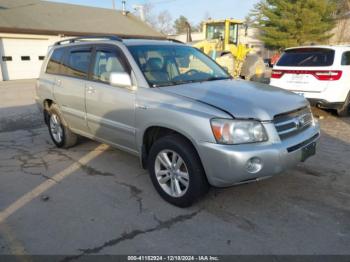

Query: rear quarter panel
[339,49,350,100]
[36,49,56,108]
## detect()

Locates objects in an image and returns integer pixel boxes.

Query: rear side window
[46,48,64,74]
[277,48,335,67]
[62,48,92,79]
[341,51,350,65]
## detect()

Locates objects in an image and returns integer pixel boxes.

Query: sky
[46,0,260,24]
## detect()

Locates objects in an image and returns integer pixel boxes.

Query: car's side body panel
[86,80,137,151]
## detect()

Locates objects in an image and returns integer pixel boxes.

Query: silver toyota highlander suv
[35,36,320,207]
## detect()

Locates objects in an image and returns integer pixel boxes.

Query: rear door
[271,48,337,93]
[53,45,92,134]
[85,44,137,152]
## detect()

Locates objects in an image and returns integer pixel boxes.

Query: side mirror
[109,72,132,88]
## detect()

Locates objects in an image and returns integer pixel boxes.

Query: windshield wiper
[153,80,200,87]
[152,76,232,87]
[152,80,184,87]
[204,76,232,82]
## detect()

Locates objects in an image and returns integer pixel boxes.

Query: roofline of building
[0,27,166,40]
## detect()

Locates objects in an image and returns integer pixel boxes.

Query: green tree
[249,0,337,49]
[173,15,191,34]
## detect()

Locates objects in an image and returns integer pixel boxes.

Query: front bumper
[197,123,320,187]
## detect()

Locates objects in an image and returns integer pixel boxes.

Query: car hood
[160,79,308,121]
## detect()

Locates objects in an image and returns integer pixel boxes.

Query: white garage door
[0,38,49,80]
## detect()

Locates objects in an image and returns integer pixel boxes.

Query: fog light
[246,157,263,173]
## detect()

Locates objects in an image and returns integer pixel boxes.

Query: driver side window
[92,48,128,84]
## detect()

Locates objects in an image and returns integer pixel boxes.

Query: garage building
[0,0,163,81]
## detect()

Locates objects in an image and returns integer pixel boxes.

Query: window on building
[341,51,350,66]
[92,49,128,83]
[21,56,30,61]
[2,56,12,61]
[39,56,45,61]
[62,48,92,79]
[46,48,65,75]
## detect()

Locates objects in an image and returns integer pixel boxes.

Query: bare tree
[334,0,350,43]
[194,12,211,32]
[135,3,173,34]
[142,3,157,28]
[156,10,173,34]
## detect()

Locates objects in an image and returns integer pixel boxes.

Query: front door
[85,45,136,152]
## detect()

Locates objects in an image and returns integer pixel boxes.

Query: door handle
[86,86,96,94]
[56,79,62,86]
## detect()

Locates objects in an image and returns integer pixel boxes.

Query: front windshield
[127,44,230,87]
[206,23,225,40]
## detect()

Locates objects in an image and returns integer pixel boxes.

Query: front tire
[148,134,209,207]
[47,104,78,148]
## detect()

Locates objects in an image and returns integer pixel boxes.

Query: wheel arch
[140,125,201,170]
[43,99,54,125]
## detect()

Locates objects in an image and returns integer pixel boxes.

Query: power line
[146,0,178,5]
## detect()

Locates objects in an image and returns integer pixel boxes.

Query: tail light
[313,71,342,81]
[271,70,342,81]
[271,70,284,79]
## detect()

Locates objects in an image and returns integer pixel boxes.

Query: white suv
[270,46,350,116]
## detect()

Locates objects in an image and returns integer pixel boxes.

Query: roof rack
[167,38,184,44]
[54,35,123,46]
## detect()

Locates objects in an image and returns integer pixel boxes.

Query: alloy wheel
[154,150,190,198]
[49,114,63,144]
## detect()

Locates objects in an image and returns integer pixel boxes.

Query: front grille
[274,107,314,139]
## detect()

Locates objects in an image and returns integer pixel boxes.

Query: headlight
[210,119,268,144]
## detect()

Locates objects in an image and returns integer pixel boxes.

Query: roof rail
[167,38,184,44]
[54,35,123,46]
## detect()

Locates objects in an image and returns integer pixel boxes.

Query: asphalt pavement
[0,80,349,257]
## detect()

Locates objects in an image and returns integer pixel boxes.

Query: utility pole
[112,0,115,9]
[122,0,127,15]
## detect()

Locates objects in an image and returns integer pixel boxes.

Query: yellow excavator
[191,18,265,80]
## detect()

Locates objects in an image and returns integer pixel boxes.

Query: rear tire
[47,104,78,148]
[337,93,350,117]
[148,134,209,207]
